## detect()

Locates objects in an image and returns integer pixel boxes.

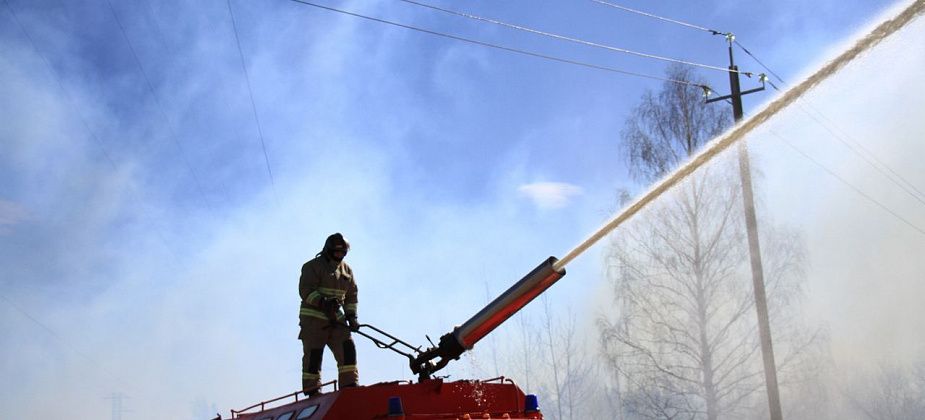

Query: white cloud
[517,182,583,209]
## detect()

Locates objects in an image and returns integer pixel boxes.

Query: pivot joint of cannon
[410,331,465,381]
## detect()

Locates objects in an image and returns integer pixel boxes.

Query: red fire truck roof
[229,377,542,420]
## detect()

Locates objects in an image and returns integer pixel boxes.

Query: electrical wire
[397,0,748,75]
[1,0,201,395]
[553,1,925,270]
[0,294,85,358]
[0,293,136,393]
[587,0,782,89]
[106,0,218,210]
[226,0,278,200]
[590,0,727,35]
[769,130,925,236]
[3,0,117,170]
[743,45,925,208]
[795,101,925,207]
[3,1,165,391]
[734,40,786,84]
[595,0,925,211]
[3,0,187,268]
[286,0,709,88]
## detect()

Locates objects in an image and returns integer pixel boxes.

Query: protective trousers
[300,317,358,392]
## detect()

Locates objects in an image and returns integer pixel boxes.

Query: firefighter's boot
[303,376,325,397]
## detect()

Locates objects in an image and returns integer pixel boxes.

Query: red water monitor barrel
[411,257,565,378]
[455,256,564,348]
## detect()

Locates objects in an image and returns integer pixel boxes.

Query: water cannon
[410,257,565,380]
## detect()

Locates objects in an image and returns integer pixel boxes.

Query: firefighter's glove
[320,297,340,313]
[346,316,359,332]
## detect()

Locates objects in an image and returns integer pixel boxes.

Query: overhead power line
[728,18,925,235]
[794,101,925,207]
[590,0,727,35]
[397,0,748,75]
[0,293,136,393]
[3,0,117,169]
[287,0,708,88]
[735,41,925,208]
[106,0,218,210]
[226,0,278,200]
[734,41,786,84]
[3,0,187,269]
[590,0,925,214]
[587,0,774,87]
[770,130,925,237]
[554,0,925,269]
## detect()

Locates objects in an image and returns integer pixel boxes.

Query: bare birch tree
[513,311,538,391]
[538,296,594,420]
[621,65,728,185]
[598,65,816,419]
[843,361,925,420]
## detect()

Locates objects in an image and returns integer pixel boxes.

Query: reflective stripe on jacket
[299,255,358,322]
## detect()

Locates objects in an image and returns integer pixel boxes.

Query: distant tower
[104,392,130,420]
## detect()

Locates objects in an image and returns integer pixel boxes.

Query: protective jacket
[299,255,358,323]
[299,254,359,391]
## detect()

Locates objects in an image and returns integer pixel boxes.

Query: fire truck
[223,257,564,419]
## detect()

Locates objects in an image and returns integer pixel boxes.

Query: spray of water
[553,0,925,272]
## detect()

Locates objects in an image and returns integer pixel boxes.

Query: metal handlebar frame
[352,323,424,360]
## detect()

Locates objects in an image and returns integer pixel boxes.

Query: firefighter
[299,232,360,396]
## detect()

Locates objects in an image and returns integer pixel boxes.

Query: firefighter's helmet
[323,232,350,257]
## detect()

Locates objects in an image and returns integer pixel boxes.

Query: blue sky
[1,0,916,418]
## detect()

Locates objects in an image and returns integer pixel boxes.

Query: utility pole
[705,33,783,420]
[104,392,130,420]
